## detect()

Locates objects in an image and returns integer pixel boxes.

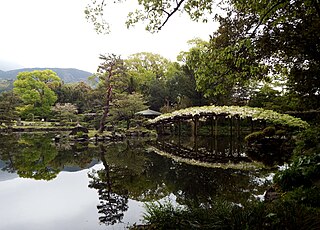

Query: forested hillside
[0,68,92,83]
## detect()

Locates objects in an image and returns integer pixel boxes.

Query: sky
[0,0,218,73]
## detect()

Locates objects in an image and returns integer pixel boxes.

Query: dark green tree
[94,54,127,133]
[109,92,147,129]
[0,91,20,127]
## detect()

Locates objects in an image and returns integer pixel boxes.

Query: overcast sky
[0,0,218,73]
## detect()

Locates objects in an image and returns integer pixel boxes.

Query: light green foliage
[13,70,61,118]
[14,136,60,180]
[125,52,179,110]
[150,105,309,129]
[125,52,173,92]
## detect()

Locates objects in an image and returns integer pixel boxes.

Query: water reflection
[154,135,249,164]
[88,144,129,225]
[0,133,273,229]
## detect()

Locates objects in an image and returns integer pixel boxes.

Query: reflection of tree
[88,144,129,225]
[13,135,60,180]
[54,141,99,169]
[0,134,20,173]
[0,133,101,180]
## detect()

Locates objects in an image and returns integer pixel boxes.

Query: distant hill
[0,79,14,93]
[0,68,93,83]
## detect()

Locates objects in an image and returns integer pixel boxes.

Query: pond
[0,133,273,229]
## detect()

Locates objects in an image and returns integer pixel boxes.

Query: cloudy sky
[0,0,218,73]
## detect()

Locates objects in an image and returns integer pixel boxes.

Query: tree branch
[249,0,286,38]
[158,0,186,30]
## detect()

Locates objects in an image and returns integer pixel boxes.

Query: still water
[0,133,272,229]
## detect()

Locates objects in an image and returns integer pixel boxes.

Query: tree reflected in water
[0,133,99,180]
[0,133,272,226]
[88,144,129,225]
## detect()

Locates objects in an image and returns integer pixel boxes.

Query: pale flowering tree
[52,103,78,122]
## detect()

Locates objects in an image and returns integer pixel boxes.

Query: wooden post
[250,117,254,132]
[193,116,199,138]
[230,116,233,137]
[237,115,241,139]
[178,119,181,137]
[210,115,214,137]
[215,116,218,137]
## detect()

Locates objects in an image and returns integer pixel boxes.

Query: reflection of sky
[0,163,145,230]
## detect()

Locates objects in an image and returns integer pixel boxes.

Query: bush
[293,126,320,157]
[274,151,320,191]
[244,131,264,144]
[262,126,276,137]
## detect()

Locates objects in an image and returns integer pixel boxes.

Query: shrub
[274,151,320,191]
[244,131,264,144]
[262,126,276,137]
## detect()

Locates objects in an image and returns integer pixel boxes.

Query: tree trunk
[98,85,112,133]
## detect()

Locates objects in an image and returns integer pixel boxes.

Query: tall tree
[13,70,61,119]
[96,54,127,133]
[125,52,178,110]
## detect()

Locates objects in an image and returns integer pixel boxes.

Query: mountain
[0,68,93,83]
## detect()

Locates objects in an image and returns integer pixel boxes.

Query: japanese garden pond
[0,132,274,230]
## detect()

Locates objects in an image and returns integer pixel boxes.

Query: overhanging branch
[157,0,186,30]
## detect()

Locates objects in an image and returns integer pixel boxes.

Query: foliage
[94,54,127,133]
[233,0,320,110]
[274,150,320,191]
[141,198,320,229]
[293,126,320,157]
[13,70,61,119]
[150,105,309,129]
[0,79,13,93]
[86,0,320,110]
[125,52,179,110]
[13,135,60,180]
[244,126,277,144]
[85,0,217,33]
[55,82,93,113]
[52,103,78,122]
[244,131,264,144]
[0,91,20,126]
[109,92,148,129]
[274,126,320,191]
[262,126,276,137]
[181,26,266,102]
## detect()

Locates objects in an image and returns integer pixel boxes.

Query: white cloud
[0,0,218,72]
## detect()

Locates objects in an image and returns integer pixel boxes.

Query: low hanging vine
[149,105,309,129]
